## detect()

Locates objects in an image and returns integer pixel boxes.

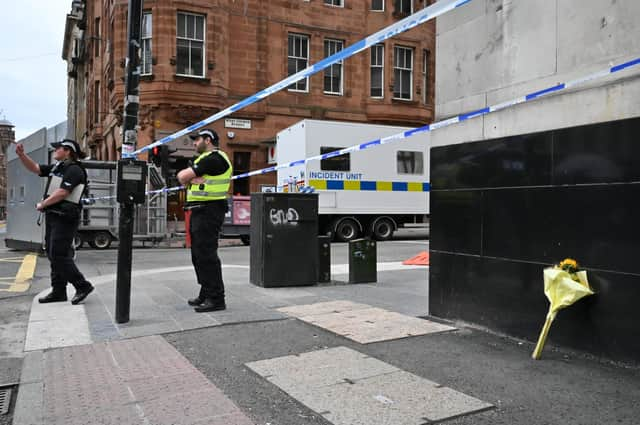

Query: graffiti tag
[270,208,300,226]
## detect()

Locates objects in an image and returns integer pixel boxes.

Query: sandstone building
[63,0,435,215]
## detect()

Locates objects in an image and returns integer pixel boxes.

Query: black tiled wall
[430,117,640,364]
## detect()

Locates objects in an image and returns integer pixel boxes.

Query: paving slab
[24,300,91,351]
[246,346,492,425]
[248,346,399,390]
[277,300,372,317]
[279,302,455,344]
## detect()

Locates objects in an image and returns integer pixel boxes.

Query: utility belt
[41,201,81,226]
[184,200,228,212]
[46,201,81,214]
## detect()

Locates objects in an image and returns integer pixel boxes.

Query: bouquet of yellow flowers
[532,258,594,360]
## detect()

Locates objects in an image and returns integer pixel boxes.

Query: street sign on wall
[224,118,252,129]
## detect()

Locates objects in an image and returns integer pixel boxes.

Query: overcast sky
[0,1,70,141]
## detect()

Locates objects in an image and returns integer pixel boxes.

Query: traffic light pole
[116,0,143,324]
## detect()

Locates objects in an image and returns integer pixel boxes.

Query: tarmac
[3,237,640,425]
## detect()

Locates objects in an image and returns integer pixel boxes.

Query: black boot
[187,296,205,306]
[194,298,226,313]
[71,283,94,305]
[39,291,68,303]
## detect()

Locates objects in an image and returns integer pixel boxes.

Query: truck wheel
[89,231,112,249]
[370,217,395,241]
[335,218,360,242]
[240,235,250,245]
[73,235,83,249]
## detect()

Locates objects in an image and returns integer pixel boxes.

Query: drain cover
[0,388,11,415]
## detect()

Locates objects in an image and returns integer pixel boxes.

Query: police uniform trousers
[45,211,92,295]
[189,201,227,301]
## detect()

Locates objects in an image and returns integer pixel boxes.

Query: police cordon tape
[233,55,640,179]
[129,0,473,157]
[83,55,640,204]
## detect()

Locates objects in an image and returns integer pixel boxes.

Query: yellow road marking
[0,254,38,293]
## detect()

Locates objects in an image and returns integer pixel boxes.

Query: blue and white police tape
[83,185,185,203]
[232,55,640,180]
[83,55,640,203]
[130,0,474,157]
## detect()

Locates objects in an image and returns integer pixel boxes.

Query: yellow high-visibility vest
[186,150,233,202]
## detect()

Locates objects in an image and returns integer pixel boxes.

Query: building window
[94,81,100,124]
[394,0,412,14]
[370,44,384,98]
[324,39,344,95]
[94,17,100,57]
[177,12,205,77]
[287,33,309,92]
[320,147,350,171]
[141,12,152,75]
[397,151,423,174]
[422,50,429,104]
[324,0,344,6]
[371,0,384,11]
[393,46,413,100]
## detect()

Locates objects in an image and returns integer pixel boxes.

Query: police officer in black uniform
[15,139,94,304]
[177,129,232,312]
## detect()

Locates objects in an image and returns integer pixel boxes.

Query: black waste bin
[318,236,331,283]
[349,238,377,284]
[250,193,318,287]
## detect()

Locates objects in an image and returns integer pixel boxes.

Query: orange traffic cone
[403,251,429,266]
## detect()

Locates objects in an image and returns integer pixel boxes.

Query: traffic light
[148,145,178,169]
[149,146,161,166]
[158,145,179,180]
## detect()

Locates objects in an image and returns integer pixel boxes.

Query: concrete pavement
[5,240,640,424]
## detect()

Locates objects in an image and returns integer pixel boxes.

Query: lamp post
[115,0,144,324]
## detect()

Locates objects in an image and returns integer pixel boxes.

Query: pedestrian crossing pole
[116,0,144,323]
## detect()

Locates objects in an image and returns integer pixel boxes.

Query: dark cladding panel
[429,252,548,339]
[553,117,640,185]
[431,131,552,190]
[554,184,640,275]
[482,188,561,263]
[430,190,482,255]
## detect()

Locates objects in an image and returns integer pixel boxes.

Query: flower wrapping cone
[532,268,594,359]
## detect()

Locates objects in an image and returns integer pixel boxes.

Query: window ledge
[140,74,155,81]
[392,11,411,19]
[392,98,418,105]
[173,75,210,84]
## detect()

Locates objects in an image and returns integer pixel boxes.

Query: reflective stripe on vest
[186,150,233,202]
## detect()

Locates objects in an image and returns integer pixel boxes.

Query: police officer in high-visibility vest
[177,129,232,312]
[14,139,94,304]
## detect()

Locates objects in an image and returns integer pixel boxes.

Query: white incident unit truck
[276,120,430,242]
